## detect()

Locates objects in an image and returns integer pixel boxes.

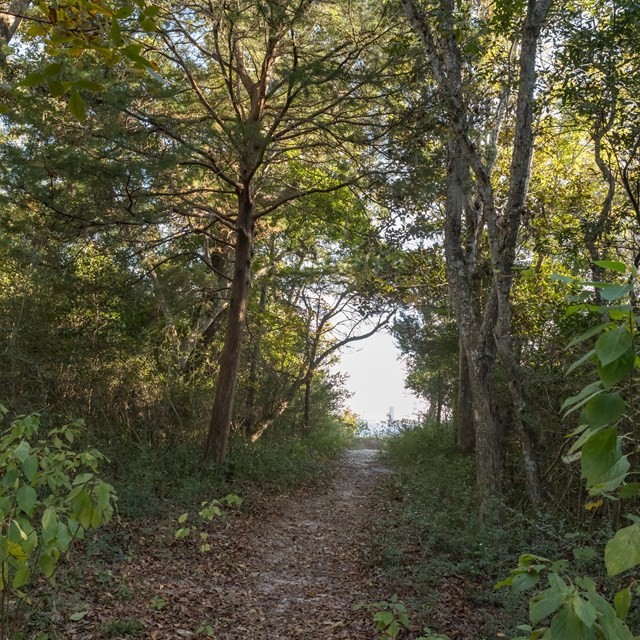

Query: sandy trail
[206,449,388,639]
[60,449,389,639]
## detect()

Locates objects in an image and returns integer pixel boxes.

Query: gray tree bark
[402,0,552,509]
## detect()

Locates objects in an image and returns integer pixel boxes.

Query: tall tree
[115,0,401,463]
[402,0,552,509]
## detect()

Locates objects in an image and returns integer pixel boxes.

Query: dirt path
[61,449,390,639]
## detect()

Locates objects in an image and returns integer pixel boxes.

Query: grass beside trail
[370,422,601,639]
[104,420,354,519]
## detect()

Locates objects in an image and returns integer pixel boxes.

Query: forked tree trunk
[203,189,255,464]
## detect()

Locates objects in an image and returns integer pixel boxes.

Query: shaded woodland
[1,0,640,638]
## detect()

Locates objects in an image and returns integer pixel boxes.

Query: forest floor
[50,449,396,639]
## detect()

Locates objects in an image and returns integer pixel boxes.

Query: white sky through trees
[337,330,423,423]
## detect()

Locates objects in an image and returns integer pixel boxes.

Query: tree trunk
[244,281,268,435]
[303,372,312,431]
[457,339,475,454]
[443,135,504,504]
[468,345,503,509]
[0,1,30,47]
[203,189,254,463]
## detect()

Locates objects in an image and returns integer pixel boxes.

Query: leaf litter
[50,449,394,639]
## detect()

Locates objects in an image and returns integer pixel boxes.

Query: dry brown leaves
[50,450,391,640]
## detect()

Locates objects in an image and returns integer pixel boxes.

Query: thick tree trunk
[457,339,475,455]
[468,346,503,506]
[203,189,254,463]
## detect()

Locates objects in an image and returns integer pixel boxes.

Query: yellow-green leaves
[68,89,87,122]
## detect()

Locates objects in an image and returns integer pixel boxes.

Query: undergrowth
[373,421,607,639]
[103,418,352,519]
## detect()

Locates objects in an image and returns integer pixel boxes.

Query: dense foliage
[2,0,640,637]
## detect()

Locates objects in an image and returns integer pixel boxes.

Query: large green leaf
[529,576,567,625]
[572,595,597,628]
[41,507,58,544]
[561,381,603,413]
[580,426,629,491]
[549,605,593,640]
[614,587,632,620]
[598,348,635,388]
[599,284,632,302]
[566,349,596,376]
[595,327,633,367]
[605,523,640,576]
[593,260,627,273]
[22,453,39,482]
[12,562,30,589]
[581,392,625,428]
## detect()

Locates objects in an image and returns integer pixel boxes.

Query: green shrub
[375,421,573,637]
[0,407,116,640]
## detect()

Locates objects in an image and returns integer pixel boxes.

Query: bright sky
[335,329,424,422]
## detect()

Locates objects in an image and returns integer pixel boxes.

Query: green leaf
[47,79,69,97]
[68,89,86,122]
[511,572,540,592]
[56,522,73,551]
[22,453,38,482]
[614,586,632,620]
[571,595,597,628]
[139,16,157,31]
[594,260,627,273]
[73,79,105,92]
[42,62,63,77]
[618,482,640,499]
[0,496,12,517]
[373,610,395,628]
[566,349,596,376]
[16,484,37,515]
[595,327,633,367]
[581,426,629,491]
[115,6,135,18]
[605,523,640,576]
[20,72,45,87]
[550,605,592,639]
[69,610,88,621]
[566,323,610,349]
[42,506,58,544]
[12,562,30,589]
[598,348,635,388]
[599,284,632,302]
[72,472,93,486]
[582,392,625,428]
[529,577,567,625]
[39,551,55,577]
[110,18,122,45]
[71,489,94,529]
[13,441,31,463]
[178,513,189,524]
[561,381,602,413]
